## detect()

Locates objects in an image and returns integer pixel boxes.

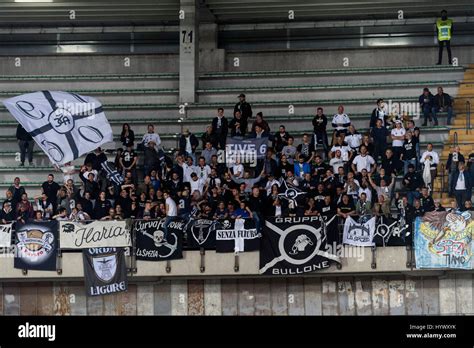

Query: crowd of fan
[6,87,473,237]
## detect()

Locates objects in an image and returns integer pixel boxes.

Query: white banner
[343,216,376,247]
[0,223,13,247]
[60,220,131,249]
[3,91,113,165]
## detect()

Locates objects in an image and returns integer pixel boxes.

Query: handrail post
[467,101,471,135]
[441,163,445,194]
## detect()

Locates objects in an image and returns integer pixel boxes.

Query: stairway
[433,64,474,205]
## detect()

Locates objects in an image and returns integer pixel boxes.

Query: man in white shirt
[196,157,211,182]
[331,105,351,135]
[181,156,197,183]
[345,125,362,153]
[420,143,440,187]
[329,150,345,174]
[163,191,177,241]
[391,120,406,160]
[330,135,352,162]
[265,174,280,195]
[231,160,244,179]
[141,124,162,151]
[351,145,375,175]
[189,173,206,195]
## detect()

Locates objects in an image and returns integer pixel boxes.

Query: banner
[215,218,260,253]
[322,215,340,251]
[0,222,13,247]
[59,220,131,249]
[373,216,409,247]
[3,91,113,165]
[134,218,184,261]
[83,247,128,296]
[414,211,474,269]
[185,218,218,249]
[342,216,376,247]
[225,137,268,163]
[14,221,58,271]
[260,216,340,275]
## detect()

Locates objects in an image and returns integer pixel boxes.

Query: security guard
[436,10,453,65]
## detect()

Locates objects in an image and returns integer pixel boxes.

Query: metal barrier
[440,163,445,193]
[467,100,471,135]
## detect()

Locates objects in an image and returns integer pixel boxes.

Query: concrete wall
[224,46,474,71]
[0,54,179,75]
[1,274,473,315]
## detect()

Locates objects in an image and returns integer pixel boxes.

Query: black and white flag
[322,215,340,251]
[373,216,409,247]
[14,221,58,271]
[3,91,113,165]
[134,219,184,261]
[185,218,218,250]
[0,222,13,247]
[277,179,306,207]
[215,218,260,253]
[342,216,376,247]
[260,216,340,275]
[101,161,124,186]
[83,247,128,297]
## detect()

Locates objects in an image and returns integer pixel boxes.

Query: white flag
[0,222,13,247]
[343,216,376,247]
[3,91,113,165]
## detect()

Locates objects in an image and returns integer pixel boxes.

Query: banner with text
[225,137,268,164]
[59,220,131,249]
[14,221,58,271]
[134,218,184,261]
[260,216,340,275]
[414,211,473,269]
[215,218,259,253]
[83,247,128,296]
[343,216,376,247]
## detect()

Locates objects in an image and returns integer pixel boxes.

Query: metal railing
[440,163,445,193]
[467,100,471,135]
[453,131,459,148]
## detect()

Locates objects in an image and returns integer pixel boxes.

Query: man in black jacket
[369,99,389,129]
[16,124,34,166]
[234,94,252,131]
[211,108,228,150]
[178,129,199,164]
[402,164,423,205]
[229,111,246,137]
[450,162,472,208]
[433,86,454,125]
[312,107,329,155]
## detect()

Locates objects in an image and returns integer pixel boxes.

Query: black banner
[373,215,410,247]
[14,221,58,271]
[83,247,128,297]
[134,218,184,261]
[185,218,218,250]
[215,218,260,253]
[260,216,340,275]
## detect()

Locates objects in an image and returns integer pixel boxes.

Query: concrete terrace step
[0,112,453,125]
[200,65,465,78]
[196,80,459,93]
